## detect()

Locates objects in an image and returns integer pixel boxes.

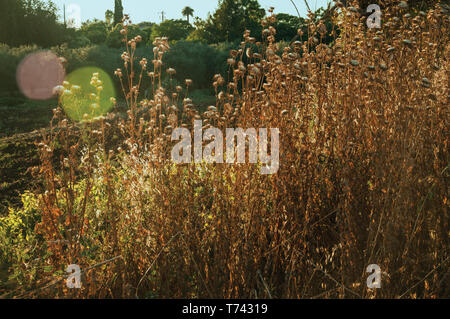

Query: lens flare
[16,51,65,100]
[61,67,116,122]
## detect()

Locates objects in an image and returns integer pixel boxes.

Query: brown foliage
[28,2,449,298]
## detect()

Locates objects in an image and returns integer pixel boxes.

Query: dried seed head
[114,68,123,77]
[53,85,64,95]
[379,63,388,70]
[387,46,396,53]
[398,1,408,9]
[402,39,412,46]
[246,48,252,58]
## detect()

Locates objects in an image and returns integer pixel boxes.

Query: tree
[274,13,305,41]
[150,19,194,42]
[188,16,217,43]
[106,23,143,48]
[113,0,124,26]
[189,0,265,43]
[182,6,194,24]
[105,9,114,28]
[137,22,155,30]
[213,0,243,42]
[80,19,109,44]
[0,0,69,47]
[240,0,265,38]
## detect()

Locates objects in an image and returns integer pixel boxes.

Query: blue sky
[52,0,331,24]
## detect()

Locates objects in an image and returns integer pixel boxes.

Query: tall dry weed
[17,1,449,298]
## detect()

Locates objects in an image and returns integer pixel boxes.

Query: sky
[52,0,332,25]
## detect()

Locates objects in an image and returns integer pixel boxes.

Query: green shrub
[163,41,229,90]
[0,192,43,288]
[106,23,148,48]
[150,19,194,43]
[68,35,92,49]
[0,44,40,95]
[0,192,40,260]
[80,20,109,45]
[0,40,230,101]
[0,0,71,48]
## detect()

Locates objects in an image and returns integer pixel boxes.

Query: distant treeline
[0,0,334,98]
[0,0,438,49]
[0,0,328,49]
[0,0,70,47]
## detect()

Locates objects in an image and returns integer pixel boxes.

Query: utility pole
[63,4,66,27]
[159,11,166,22]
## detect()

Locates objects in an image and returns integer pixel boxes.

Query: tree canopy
[105,10,114,28]
[150,19,194,42]
[106,23,145,48]
[182,6,195,24]
[80,20,109,44]
[189,0,265,43]
[0,0,69,47]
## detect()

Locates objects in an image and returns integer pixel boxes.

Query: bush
[68,35,92,49]
[0,192,43,289]
[0,44,40,95]
[163,41,229,90]
[0,37,231,99]
[150,19,194,42]
[106,23,148,48]
[0,0,71,47]
[80,20,109,45]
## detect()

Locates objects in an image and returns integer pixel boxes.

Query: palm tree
[182,6,194,24]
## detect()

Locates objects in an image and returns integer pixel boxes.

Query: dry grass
[3,1,448,298]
